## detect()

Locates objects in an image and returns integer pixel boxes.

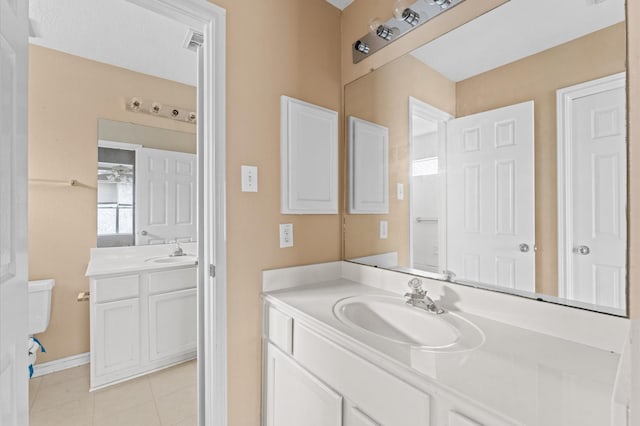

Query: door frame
[556,72,626,301]
[125,1,227,425]
[408,97,452,274]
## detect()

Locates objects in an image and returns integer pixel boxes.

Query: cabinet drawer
[267,307,293,355]
[294,324,430,426]
[94,274,139,303]
[148,267,196,295]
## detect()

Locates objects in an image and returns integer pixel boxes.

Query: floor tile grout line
[148,375,165,425]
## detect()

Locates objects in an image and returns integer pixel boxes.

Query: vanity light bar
[352,0,466,64]
[126,97,197,124]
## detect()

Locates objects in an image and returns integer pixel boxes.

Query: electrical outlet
[241,165,258,192]
[279,224,293,248]
[397,183,404,200]
[379,220,388,239]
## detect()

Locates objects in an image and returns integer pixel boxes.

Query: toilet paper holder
[77,291,90,302]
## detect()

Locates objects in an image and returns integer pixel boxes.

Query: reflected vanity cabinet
[263,302,515,426]
[89,266,197,390]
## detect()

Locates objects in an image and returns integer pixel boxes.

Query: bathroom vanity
[262,262,629,426]
[86,243,197,390]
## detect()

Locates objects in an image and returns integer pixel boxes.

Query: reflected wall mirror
[343,0,627,316]
[97,119,197,247]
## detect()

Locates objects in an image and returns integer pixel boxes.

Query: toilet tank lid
[28,279,55,292]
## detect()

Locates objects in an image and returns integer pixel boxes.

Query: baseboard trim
[32,352,90,378]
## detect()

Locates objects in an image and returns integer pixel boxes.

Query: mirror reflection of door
[558,73,627,311]
[409,98,451,275]
[135,147,197,245]
[96,120,197,248]
[445,101,535,292]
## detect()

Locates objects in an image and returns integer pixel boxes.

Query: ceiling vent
[183,29,204,52]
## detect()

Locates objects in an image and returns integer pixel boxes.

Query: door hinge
[209,264,216,278]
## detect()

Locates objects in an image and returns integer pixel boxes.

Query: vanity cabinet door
[94,298,141,377]
[148,288,197,361]
[265,343,343,426]
[344,403,379,426]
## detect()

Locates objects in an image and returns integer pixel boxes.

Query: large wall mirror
[343,0,627,316]
[97,119,196,247]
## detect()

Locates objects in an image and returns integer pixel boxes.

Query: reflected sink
[145,255,198,264]
[333,295,484,352]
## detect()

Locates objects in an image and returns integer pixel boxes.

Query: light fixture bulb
[368,17,383,33]
[393,0,414,19]
[354,40,370,54]
[130,98,142,110]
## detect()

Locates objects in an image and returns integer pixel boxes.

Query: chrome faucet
[404,278,444,315]
[171,241,184,257]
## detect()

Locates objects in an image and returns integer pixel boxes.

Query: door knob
[140,230,148,236]
[519,243,530,253]
[573,245,590,255]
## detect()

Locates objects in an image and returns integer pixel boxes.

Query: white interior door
[446,101,535,292]
[0,0,29,423]
[559,74,626,309]
[135,147,197,245]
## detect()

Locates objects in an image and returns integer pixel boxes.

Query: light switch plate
[397,183,404,200]
[280,224,293,248]
[241,165,258,192]
[379,220,388,239]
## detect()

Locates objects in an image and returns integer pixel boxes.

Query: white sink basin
[333,295,484,352]
[145,255,197,264]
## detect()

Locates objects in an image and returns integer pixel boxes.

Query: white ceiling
[29,0,197,86]
[325,0,353,11]
[411,0,625,82]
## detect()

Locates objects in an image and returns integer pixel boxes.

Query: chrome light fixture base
[352,0,466,64]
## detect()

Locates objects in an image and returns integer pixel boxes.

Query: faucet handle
[408,277,423,290]
[407,278,426,299]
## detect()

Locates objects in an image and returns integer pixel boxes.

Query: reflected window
[412,157,439,176]
[97,147,135,247]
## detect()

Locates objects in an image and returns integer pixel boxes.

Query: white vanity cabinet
[263,302,515,426]
[90,266,196,390]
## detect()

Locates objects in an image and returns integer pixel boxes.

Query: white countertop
[85,243,198,277]
[264,280,621,426]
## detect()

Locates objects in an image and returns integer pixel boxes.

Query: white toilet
[28,279,55,374]
[28,279,55,335]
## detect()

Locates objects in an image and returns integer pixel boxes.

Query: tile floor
[28,360,196,426]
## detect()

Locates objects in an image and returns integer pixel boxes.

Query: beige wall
[210,0,343,424]
[30,2,343,425]
[28,45,197,364]
[344,55,455,262]
[628,2,640,319]
[456,23,626,295]
[340,0,508,85]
